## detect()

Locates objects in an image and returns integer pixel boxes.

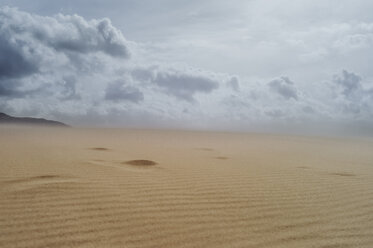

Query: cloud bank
[1,6,373,135]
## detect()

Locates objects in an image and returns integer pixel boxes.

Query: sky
[0,0,373,135]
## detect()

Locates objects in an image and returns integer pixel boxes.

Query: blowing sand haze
[0,126,372,248]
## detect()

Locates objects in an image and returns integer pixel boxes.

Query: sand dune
[0,127,372,248]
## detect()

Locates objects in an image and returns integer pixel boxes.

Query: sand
[0,126,372,248]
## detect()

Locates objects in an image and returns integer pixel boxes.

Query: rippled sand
[0,126,372,248]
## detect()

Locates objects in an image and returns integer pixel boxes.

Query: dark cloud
[0,80,43,99]
[43,17,130,58]
[333,70,362,97]
[153,71,219,102]
[328,70,373,119]
[105,80,144,103]
[0,36,38,79]
[0,79,33,98]
[266,109,284,118]
[268,77,298,100]
[226,76,240,91]
[0,7,130,58]
[0,6,130,90]
[0,6,131,99]
[130,66,220,102]
[342,103,361,114]
[130,67,155,82]
[0,80,20,97]
[302,106,315,114]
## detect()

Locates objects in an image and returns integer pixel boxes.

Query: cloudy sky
[1,0,373,134]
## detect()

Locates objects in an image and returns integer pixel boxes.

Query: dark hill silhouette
[0,113,69,127]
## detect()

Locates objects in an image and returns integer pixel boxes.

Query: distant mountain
[0,113,69,127]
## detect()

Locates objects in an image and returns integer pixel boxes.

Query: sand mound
[1,127,372,248]
[90,147,110,151]
[33,175,61,179]
[123,159,157,166]
[215,156,228,160]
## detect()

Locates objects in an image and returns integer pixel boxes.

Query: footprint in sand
[1,175,76,192]
[297,166,311,169]
[329,172,356,177]
[196,148,215,152]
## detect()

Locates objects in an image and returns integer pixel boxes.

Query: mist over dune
[0,112,68,127]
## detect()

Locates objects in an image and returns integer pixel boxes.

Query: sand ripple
[0,127,372,248]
